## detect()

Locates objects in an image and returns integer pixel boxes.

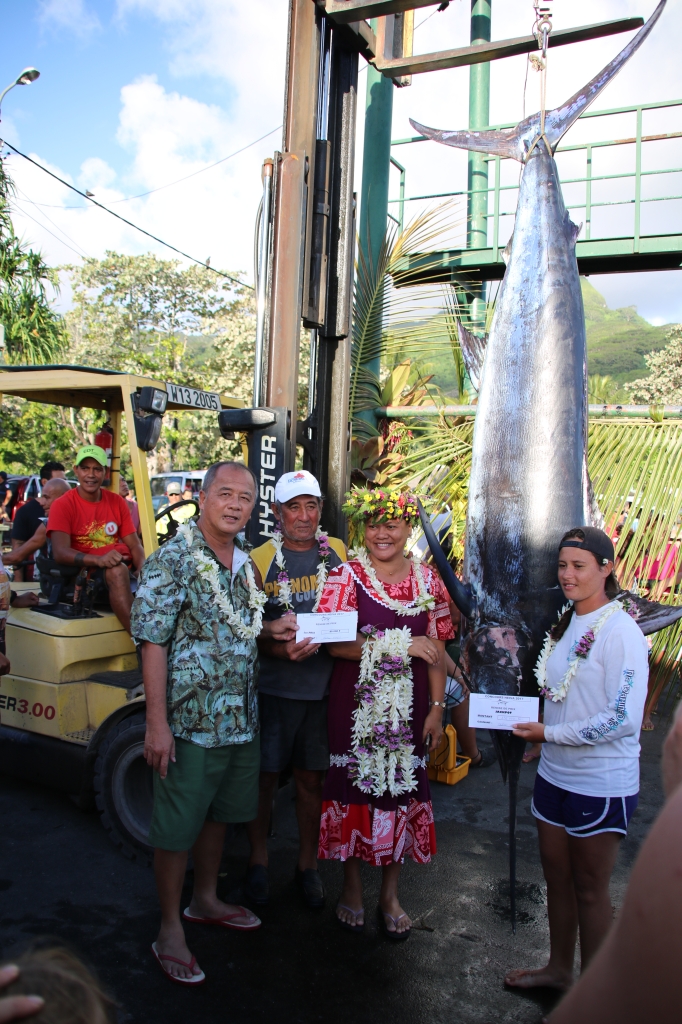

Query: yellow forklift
[0,366,243,861]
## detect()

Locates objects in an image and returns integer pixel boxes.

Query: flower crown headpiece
[342,487,425,525]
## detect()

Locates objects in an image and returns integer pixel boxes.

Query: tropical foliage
[0,160,66,364]
[625,325,682,403]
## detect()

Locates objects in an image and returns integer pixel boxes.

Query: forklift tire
[93,712,154,864]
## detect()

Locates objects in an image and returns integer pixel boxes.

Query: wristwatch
[429,700,446,708]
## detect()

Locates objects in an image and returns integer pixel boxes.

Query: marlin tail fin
[410,1,665,163]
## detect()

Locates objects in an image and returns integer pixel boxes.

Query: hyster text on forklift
[0,366,243,861]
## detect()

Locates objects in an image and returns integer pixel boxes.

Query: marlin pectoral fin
[417,500,476,619]
[621,591,682,636]
[457,321,487,392]
[543,1,666,150]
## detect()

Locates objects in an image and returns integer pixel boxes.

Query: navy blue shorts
[531,773,638,837]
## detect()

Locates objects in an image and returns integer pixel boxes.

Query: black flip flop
[376,907,410,941]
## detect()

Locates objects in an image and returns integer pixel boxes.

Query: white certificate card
[296,611,358,644]
[469,693,540,731]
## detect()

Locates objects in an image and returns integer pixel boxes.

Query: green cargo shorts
[148,734,260,852]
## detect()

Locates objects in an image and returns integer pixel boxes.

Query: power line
[2,141,253,290]
[110,125,282,203]
[12,200,89,260]
[14,186,92,258]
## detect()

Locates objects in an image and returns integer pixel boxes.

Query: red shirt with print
[47,487,136,558]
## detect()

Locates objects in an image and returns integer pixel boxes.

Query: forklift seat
[35,556,108,617]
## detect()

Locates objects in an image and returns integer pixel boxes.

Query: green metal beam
[375,405,682,419]
[467,0,490,330]
[356,22,395,428]
[393,234,682,283]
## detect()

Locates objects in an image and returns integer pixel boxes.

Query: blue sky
[2,0,682,323]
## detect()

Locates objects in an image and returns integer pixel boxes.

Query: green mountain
[582,279,671,385]
[416,280,673,398]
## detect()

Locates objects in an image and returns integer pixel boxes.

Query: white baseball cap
[274,470,322,504]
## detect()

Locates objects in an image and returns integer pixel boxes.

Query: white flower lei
[271,528,331,612]
[349,626,417,798]
[535,600,622,703]
[353,546,435,616]
[177,523,266,642]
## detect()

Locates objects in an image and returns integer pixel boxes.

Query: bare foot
[523,742,542,763]
[188,895,259,927]
[642,715,655,732]
[504,966,572,991]
[379,896,411,935]
[155,928,202,981]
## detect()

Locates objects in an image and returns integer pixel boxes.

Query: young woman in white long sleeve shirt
[505,527,649,995]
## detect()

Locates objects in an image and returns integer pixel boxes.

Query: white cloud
[8,73,283,279]
[38,0,100,37]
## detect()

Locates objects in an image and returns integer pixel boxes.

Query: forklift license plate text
[166,384,221,410]
[0,694,55,719]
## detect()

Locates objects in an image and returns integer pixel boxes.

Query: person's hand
[278,636,321,662]
[512,722,546,743]
[144,720,176,779]
[407,636,440,665]
[95,549,124,569]
[262,613,299,643]
[423,707,444,750]
[12,593,39,609]
[0,965,44,1022]
[662,701,682,798]
[0,653,10,677]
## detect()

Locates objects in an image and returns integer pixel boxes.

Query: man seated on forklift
[46,445,145,634]
[156,481,196,537]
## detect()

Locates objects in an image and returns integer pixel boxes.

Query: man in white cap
[247,470,346,909]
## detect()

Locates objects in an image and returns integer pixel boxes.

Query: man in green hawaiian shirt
[131,461,291,985]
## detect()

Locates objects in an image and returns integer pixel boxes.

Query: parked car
[149,471,207,513]
[5,474,75,520]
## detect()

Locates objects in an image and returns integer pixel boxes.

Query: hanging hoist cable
[525,1,554,161]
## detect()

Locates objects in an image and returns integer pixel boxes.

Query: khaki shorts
[148,734,260,852]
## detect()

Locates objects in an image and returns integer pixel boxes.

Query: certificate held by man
[469,693,540,731]
[297,611,358,644]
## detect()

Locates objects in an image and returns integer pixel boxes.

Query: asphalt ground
[0,722,667,1024]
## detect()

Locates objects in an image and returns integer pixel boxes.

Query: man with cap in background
[156,481,196,537]
[47,445,145,634]
[246,470,346,908]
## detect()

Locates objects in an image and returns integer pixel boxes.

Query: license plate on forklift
[165,383,221,410]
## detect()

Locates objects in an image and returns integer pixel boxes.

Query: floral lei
[177,522,266,642]
[352,546,435,617]
[348,625,417,798]
[535,598,637,702]
[271,528,331,613]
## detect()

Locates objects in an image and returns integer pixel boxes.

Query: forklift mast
[221,2,375,545]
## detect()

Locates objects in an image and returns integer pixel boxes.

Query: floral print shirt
[130,521,259,748]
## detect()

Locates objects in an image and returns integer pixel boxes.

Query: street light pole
[0,68,40,117]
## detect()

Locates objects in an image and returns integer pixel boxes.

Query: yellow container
[427,724,471,785]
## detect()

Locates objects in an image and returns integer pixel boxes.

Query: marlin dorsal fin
[409,1,665,163]
[457,321,487,393]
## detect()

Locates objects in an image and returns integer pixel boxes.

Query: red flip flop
[151,942,205,985]
[182,906,261,931]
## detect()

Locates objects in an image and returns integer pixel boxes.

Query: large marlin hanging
[411,1,680,930]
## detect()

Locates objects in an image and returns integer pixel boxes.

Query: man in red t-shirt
[47,445,145,634]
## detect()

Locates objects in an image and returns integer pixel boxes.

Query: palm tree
[0,161,66,364]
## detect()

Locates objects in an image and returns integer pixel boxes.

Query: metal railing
[389,99,682,256]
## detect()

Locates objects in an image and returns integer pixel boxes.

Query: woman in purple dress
[316,490,454,939]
